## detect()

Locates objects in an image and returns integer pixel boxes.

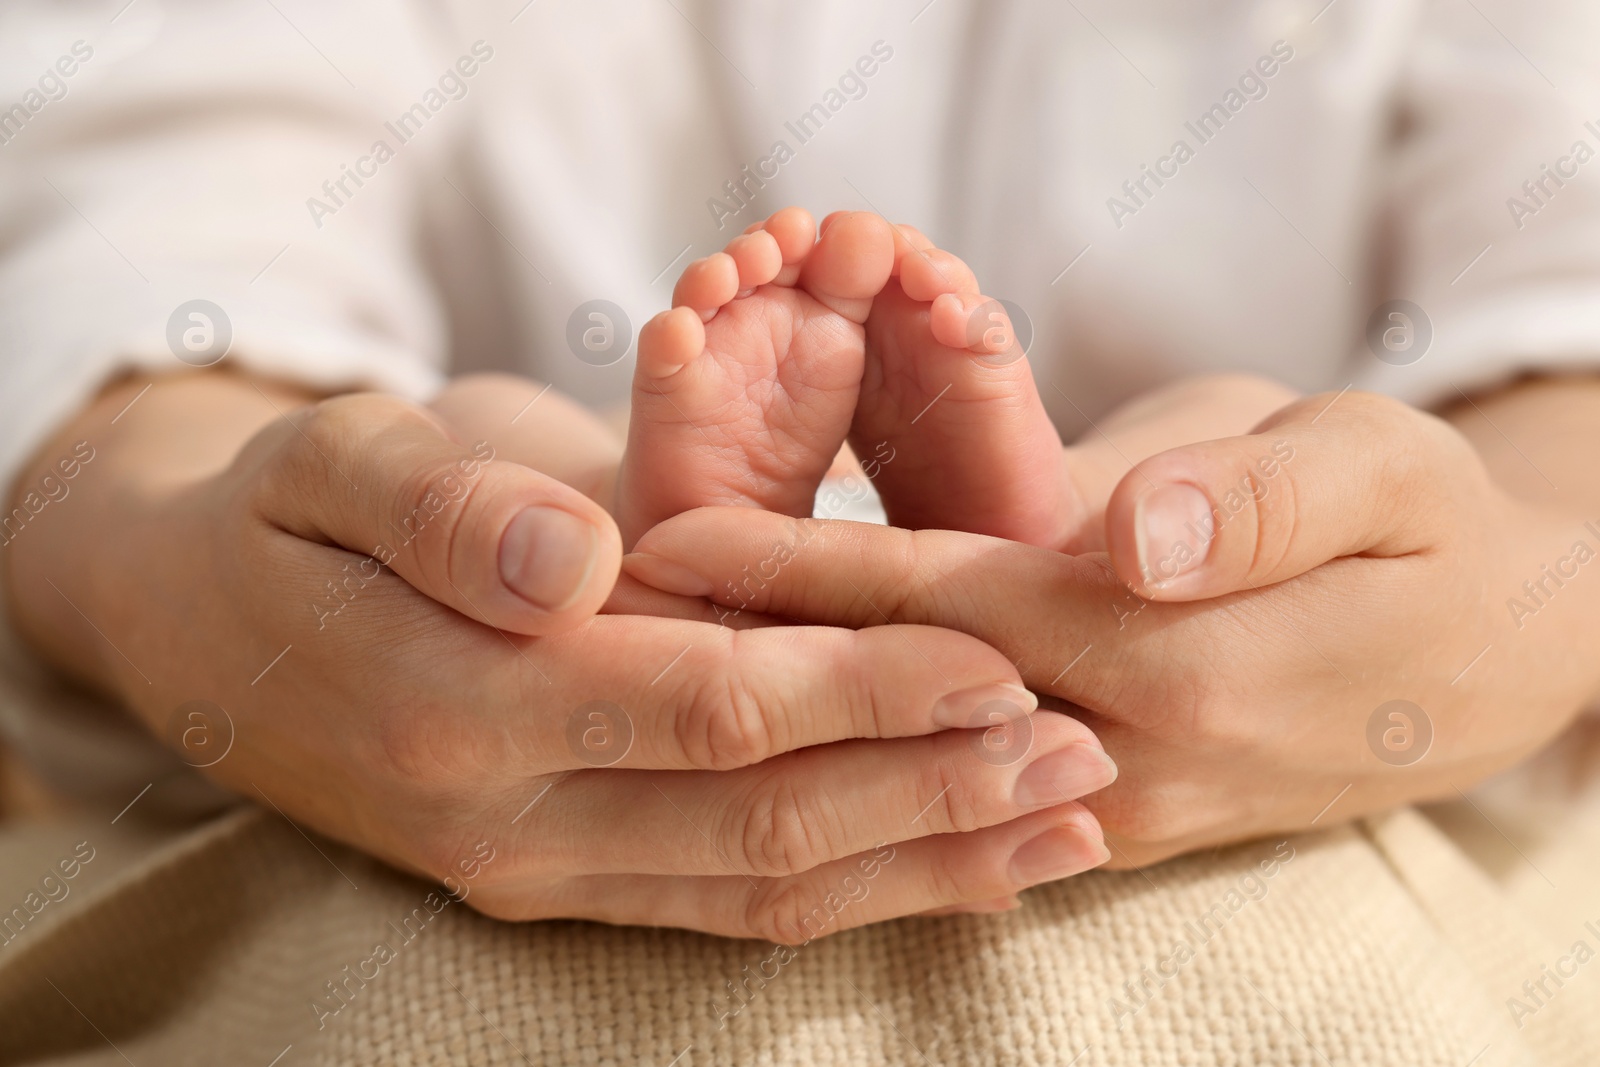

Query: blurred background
[4,0,1599,493]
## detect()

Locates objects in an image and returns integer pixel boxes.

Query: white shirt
[2,0,1600,792]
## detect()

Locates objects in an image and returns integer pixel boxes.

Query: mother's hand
[624,389,1600,866]
[6,372,1114,939]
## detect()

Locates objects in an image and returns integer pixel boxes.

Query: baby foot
[849,226,1082,549]
[616,208,896,548]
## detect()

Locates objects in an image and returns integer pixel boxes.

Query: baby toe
[762,206,817,265]
[931,292,1017,356]
[797,211,896,320]
[888,223,935,278]
[672,253,741,320]
[636,306,706,380]
[900,247,979,302]
[725,231,783,293]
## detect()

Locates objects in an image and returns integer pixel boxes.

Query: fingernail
[1008,826,1110,886]
[621,552,714,598]
[499,507,600,611]
[932,683,1038,729]
[1012,743,1118,808]
[1135,484,1214,587]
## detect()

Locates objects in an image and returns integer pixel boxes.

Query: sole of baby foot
[615,208,897,548]
[851,238,1084,550]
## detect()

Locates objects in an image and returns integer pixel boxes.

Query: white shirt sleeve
[1354,0,1600,405]
[0,0,453,490]
[0,1,462,799]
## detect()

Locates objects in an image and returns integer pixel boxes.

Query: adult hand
[5,371,1115,939]
[623,387,1600,866]
[1050,374,1301,552]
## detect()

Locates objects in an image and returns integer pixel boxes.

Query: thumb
[1104,391,1468,600]
[257,394,621,634]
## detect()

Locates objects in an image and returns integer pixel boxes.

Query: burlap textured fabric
[3,717,1599,1067]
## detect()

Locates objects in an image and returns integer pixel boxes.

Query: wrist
[1444,376,1600,706]
[1514,501,1600,707]
[2,370,315,692]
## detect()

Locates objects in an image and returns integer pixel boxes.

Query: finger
[255,393,621,635]
[524,614,1040,771]
[1103,391,1464,599]
[512,804,1107,941]
[514,715,1115,877]
[1053,374,1305,552]
[624,507,1104,635]
[601,570,779,629]
[622,510,1137,710]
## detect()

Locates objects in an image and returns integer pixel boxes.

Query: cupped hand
[623,387,1600,866]
[10,372,1115,939]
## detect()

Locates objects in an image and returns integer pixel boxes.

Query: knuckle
[674,667,777,771]
[266,393,424,489]
[921,847,980,904]
[814,529,925,625]
[1352,391,1442,458]
[923,757,984,834]
[1298,389,1418,446]
[822,528,946,629]
[899,533,1008,632]
[892,531,937,610]
[1248,459,1300,575]
[296,393,405,457]
[741,877,831,945]
[390,455,483,577]
[727,775,831,877]
[1306,389,1472,506]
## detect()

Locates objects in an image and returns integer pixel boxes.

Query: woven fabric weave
[3,757,1598,1067]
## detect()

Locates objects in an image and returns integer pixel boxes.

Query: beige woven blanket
[2,720,1599,1066]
